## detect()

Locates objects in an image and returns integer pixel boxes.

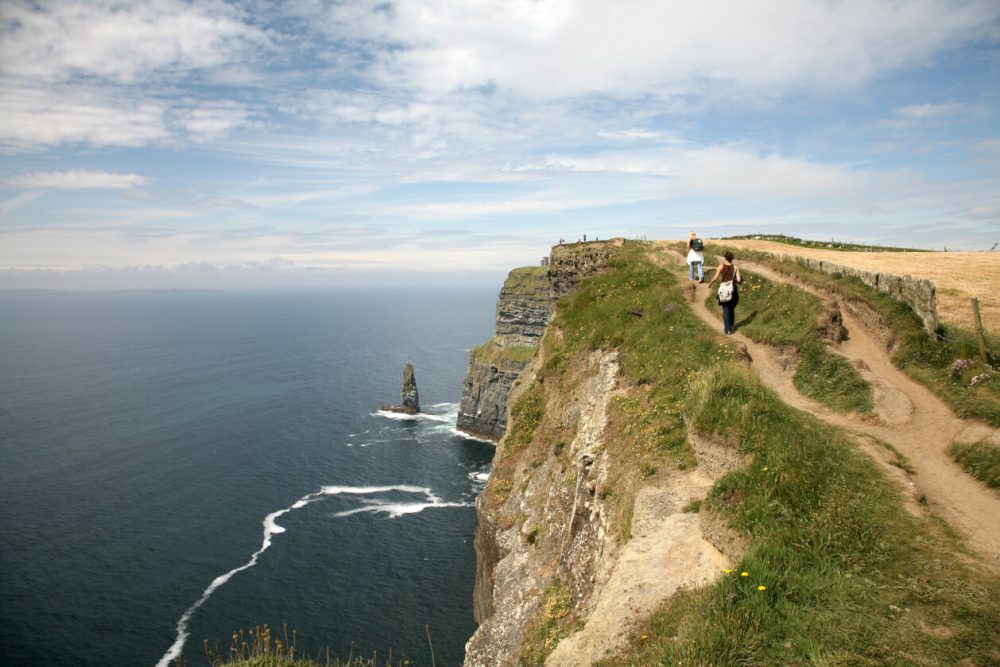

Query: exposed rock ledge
[464,345,748,667]
[457,239,626,442]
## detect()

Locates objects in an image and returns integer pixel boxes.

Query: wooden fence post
[971,298,988,362]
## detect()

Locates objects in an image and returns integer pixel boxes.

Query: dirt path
[658,247,1000,572]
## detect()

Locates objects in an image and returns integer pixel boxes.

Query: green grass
[547,244,730,467]
[604,365,1000,666]
[196,625,416,667]
[521,578,574,664]
[489,244,739,660]
[504,385,545,454]
[495,245,997,666]
[502,265,549,293]
[949,441,1000,490]
[703,269,874,414]
[470,339,536,364]
[744,252,1000,425]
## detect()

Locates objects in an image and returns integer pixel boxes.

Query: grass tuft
[949,441,1000,489]
[197,625,414,667]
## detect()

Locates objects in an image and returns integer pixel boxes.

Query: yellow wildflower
[741,571,749,577]
[758,585,767,591]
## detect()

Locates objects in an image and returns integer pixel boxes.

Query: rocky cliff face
[457,240,628,442]
[548,238,626,300]
[457,266,551,441]
[463,240,743,667]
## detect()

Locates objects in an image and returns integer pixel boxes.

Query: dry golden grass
[705,239,999,333]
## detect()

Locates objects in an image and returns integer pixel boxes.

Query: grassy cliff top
[502,265,548,293]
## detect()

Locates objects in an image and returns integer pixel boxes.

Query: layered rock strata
[457,266,552,440]
[457,239,627,442]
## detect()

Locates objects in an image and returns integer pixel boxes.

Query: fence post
[971,298,988,362]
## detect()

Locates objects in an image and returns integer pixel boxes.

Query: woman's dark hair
[724,251,734,261]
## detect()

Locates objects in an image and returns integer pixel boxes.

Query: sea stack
[381,362,420,415]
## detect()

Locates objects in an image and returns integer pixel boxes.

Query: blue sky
[1,0,998,289]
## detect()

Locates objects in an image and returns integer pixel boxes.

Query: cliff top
[469,240,1000,667]
[685,237,1000,331]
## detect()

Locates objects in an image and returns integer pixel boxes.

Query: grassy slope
[607,363,1000,666]
[502,243,738,661]
[734,250,1000,426]
[567,251,998,666]
[507,244,999,665]
[702,266,874,414]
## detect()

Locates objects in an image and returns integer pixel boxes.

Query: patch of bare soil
[546,429,746,667]
[657,247,1000,574]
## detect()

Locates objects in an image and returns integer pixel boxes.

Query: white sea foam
[332,499,471,519]
[374,402,459,424]
[468,471,491,483]
[155,483,465,667]
[451,426,496,444]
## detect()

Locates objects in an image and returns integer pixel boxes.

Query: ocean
[0,289,498,667]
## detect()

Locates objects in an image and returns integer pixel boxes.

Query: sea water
[0,289,498,666]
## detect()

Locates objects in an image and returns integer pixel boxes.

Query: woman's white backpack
[717,280,734,303]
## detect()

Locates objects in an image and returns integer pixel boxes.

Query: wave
[155,484,466,667]
[373,403,458,424]
[467,470,490,483]
[332,499,472,519]
[450,426,496,444]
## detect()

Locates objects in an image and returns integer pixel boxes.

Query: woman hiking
[706,251,743,335]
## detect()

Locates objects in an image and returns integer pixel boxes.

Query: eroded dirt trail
[657,248,1000,572]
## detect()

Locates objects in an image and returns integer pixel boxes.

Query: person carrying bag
[706,251,743,335]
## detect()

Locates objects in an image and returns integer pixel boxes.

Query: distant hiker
[686,232,705,283]
[707,251,743,335]
[583,234,587,242]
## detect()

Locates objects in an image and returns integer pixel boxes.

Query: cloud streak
[8,170,149,190]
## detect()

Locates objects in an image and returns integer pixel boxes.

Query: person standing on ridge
[706,251,743,335]
[686,232,705,282]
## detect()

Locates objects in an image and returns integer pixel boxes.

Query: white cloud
[328,0,1000,99]
[0,191,43,214]
[175,101,254,141]
[0,0,268,84]
[392,196,613,219]
[0,82,169,151]
[895,102,972,119]
[672,147,872,198]
[7,170,149,190]
[597,129,668,141]
[881,101,980,128]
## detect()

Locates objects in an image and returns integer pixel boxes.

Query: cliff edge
[464,240,1000,666]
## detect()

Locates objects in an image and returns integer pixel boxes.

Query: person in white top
[686,232,705,283]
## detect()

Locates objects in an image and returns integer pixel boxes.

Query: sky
[1,0,999,289]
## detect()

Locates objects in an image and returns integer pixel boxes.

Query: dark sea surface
[0,289,498,667]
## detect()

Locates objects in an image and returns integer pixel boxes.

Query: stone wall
[758,251,939,333]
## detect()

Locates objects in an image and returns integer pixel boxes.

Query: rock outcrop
[457,267,551,440]
[380,362,419,414]
[548,238,626,300]
[457,240,626,442]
